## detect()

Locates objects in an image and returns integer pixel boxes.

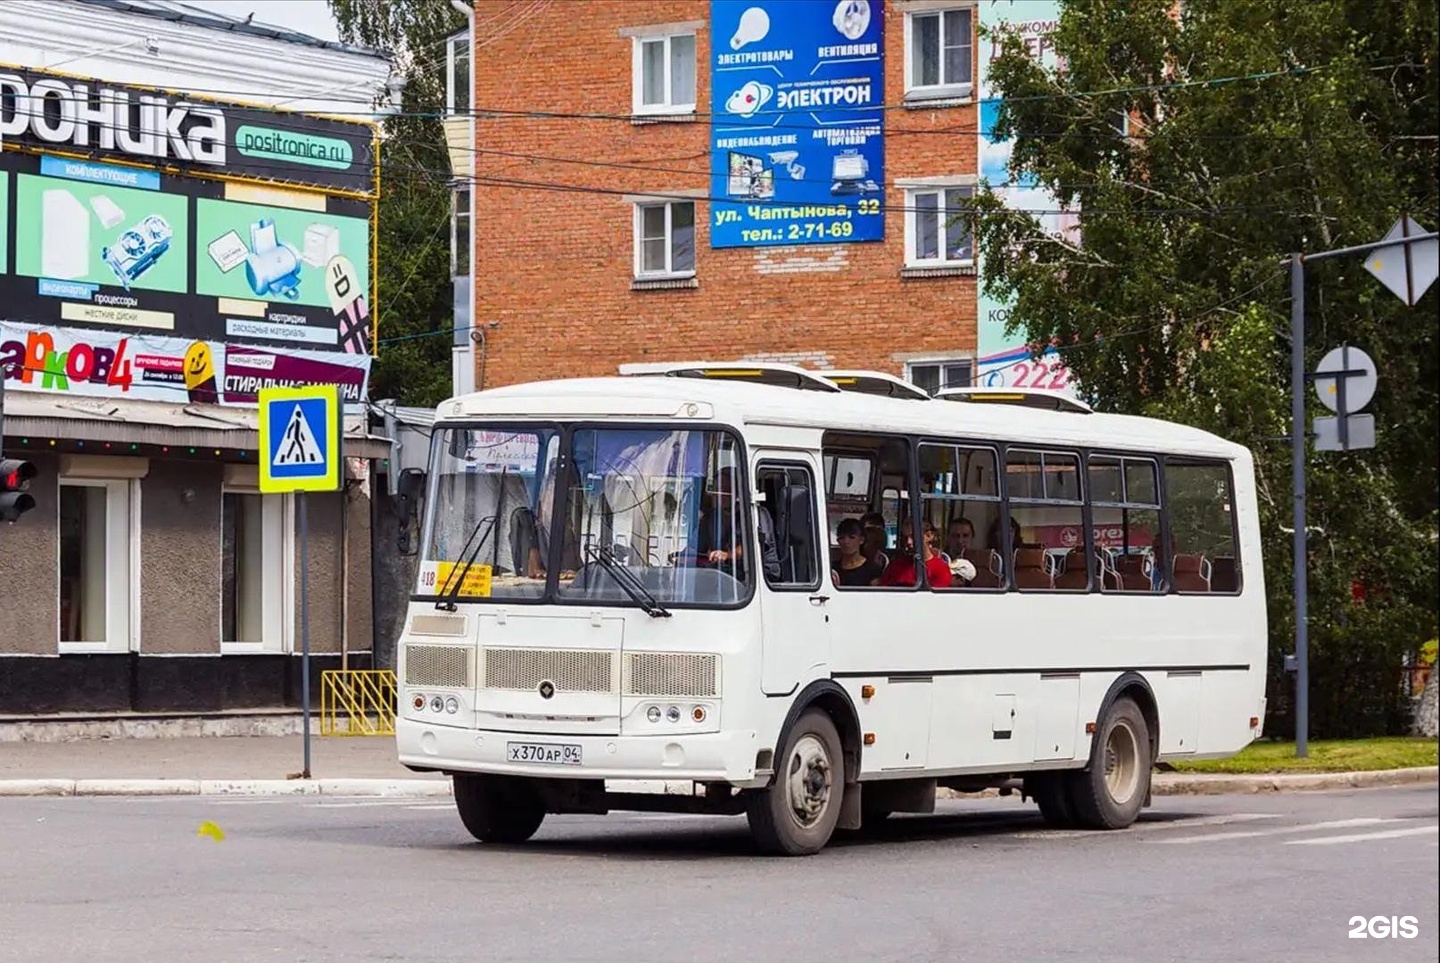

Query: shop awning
[2,393,391,459]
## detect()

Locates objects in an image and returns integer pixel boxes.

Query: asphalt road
[1,786,1436,963]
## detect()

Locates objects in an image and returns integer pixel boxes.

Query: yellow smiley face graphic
[184,342,214,389]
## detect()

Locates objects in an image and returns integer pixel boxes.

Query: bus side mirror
[395,467,426,521]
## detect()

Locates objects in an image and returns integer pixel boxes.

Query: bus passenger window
[820,431,913,588]
[920,443,1003,589]
[1164,460,1240,593]
[757,464,821,589]
[1090,455,1163,593]
[1005,449,1086,592]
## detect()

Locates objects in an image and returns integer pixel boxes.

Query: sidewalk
[0,734,446,795]
[0,734,1434,797]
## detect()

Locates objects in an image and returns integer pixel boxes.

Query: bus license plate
[506,742,582,766]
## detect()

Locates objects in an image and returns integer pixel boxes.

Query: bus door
[752,454,830,695]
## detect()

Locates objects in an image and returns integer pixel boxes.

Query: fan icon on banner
[726,80,773,118]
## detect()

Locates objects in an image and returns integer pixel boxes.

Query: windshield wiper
[585,543,672,618]
[435,514,498,611]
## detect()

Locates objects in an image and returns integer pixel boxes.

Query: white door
[752,453,830,695]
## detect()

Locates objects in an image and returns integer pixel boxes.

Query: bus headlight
[445,697,460,714]
[646,705,662,723]
[430,695,444,713]
[691,705,707,723]
[665,705,681,723]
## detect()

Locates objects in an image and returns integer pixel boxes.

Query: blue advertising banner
[709,0,884,248]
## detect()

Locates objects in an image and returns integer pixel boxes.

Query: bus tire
[1026,772,1077,827]
[453,773,545,844]
[747,708,844,856]
[1069,696,1150,830]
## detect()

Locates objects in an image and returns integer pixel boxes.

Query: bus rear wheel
[1068,697,1151,830]
[747,709,845,856]
[453,773,546,844]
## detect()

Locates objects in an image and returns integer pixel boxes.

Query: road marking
[1286,824,1438,847]
[1151,817,1401,845]
[405,804,457,811]
[1016,813,1281,840]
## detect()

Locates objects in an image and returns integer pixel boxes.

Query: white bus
[396,363,1267,855]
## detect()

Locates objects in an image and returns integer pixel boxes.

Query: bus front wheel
[453,773,546,844]
[747,708,845,856]
[1069,697,1151,830]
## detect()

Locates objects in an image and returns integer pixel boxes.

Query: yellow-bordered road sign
[258,384,342,493]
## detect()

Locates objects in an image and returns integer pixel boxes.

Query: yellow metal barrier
[320,669,397,736]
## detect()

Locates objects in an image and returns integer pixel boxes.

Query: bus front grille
[623,652,719,698]
[481,648,617,694]
[404,644,475,689]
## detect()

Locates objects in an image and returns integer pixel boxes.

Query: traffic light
[1,458,37,523]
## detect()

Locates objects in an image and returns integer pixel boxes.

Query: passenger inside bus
[697,468,780,582]
[860,511,889,569]
[830,517,885,587]
[945,517,974,561]
[878,518,952,587]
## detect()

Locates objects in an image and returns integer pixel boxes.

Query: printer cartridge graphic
[101,214,173,291]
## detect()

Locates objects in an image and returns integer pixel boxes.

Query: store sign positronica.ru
[0,65,375,195]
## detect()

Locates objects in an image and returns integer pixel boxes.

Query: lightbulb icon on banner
[730,7,770,49]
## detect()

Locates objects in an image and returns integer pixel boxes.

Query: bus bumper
[396,717,762,786]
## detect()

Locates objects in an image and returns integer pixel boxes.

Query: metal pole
[300,492,312,778]
[1290,253,1310,758]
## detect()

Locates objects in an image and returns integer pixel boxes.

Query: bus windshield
[418,426,562,601]
[418,425,750,607]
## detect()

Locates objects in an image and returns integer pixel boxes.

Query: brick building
[465,0,982,394]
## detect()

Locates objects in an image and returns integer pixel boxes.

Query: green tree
[974,0,1439,736]
[331,0,464,408]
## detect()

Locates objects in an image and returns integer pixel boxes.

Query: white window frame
[631,33,697,116]
[445,32,470,115]
[450,186,471,278]
[903,182,975,267]
[219,489,293,655]
[633,200,696,279]
[905,357,976,395]
[56,478,136,655]
[904,6,975,100]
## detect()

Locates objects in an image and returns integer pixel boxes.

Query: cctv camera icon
[768,150,805,181]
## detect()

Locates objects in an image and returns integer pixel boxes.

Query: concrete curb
[0,778,454,798]
[1152,765,1439,796]
[0,767,1433,799]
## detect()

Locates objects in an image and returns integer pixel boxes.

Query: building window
[634,201,696,278]
[222,492,264,645]
[58,479,132,652]
[633,33,697,115]
[451,187,471,278]
[907,359,973,396]
[905,186,974,266]
[220,489,290,652]
[906,8,973,97]
[446,32,470,114]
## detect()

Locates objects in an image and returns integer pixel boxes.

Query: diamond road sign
[1364,215,1438,306]
[258,384,342,493]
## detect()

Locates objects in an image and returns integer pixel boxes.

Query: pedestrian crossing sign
[258,384,342,493]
